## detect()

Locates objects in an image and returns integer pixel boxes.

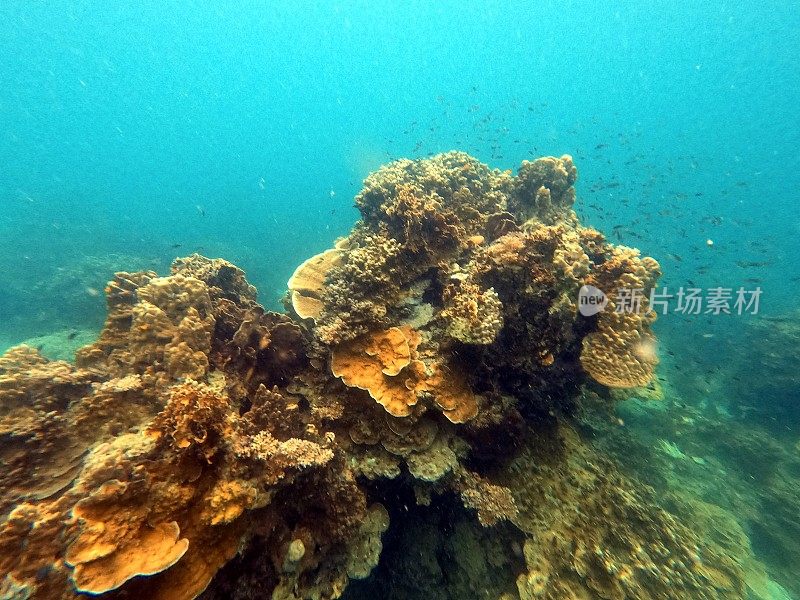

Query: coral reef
[0,152,748,600]
[0,258,359,600]
[507,426,743,600]
[583,380,800,599]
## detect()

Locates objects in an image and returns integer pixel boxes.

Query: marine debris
[0,152,745,599]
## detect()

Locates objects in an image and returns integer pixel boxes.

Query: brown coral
[580,311,660,388]
[512,154,578,224]
[580,246,662,388]
[1,149,722,600]
[212,303,307,394]
[425,362,479,424]
[457,468,519,527]
[355,151,513,244]
[441,279,503,345]
[148,380,230,462]
[0,261,365,600]
[0,346,98,513]
[331,327,422,418]
[345,503,390,579]
[76,272,215,384]
[331,327,478,423]
[287,248,343,321]
[508,426,744,600]
[314,231,404,345]
[171,253,257,304]
[66,486,190,594]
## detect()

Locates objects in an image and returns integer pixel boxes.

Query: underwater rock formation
[0,152,743,599]
[583,381,800,599]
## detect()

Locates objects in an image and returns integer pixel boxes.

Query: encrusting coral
[507,425,744,600]
[0,152,745,600]
[441,279,503,345]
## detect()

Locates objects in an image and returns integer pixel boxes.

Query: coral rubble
[0,153,745,599]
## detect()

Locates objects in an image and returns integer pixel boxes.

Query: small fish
[196,205,205,217]
[735,260,772,268]
[67,331,78,341]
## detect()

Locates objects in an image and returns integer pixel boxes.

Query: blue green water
[1,1,800,597]
[2,1,798,345]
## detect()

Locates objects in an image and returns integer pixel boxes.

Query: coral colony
[0,153,746,599]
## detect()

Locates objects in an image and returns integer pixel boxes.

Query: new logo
[578,285,608,316]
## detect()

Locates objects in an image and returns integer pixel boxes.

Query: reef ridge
[0,152,745,599]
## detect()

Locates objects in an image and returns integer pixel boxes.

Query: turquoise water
[3,1,798,343]
[1,1,799,597]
